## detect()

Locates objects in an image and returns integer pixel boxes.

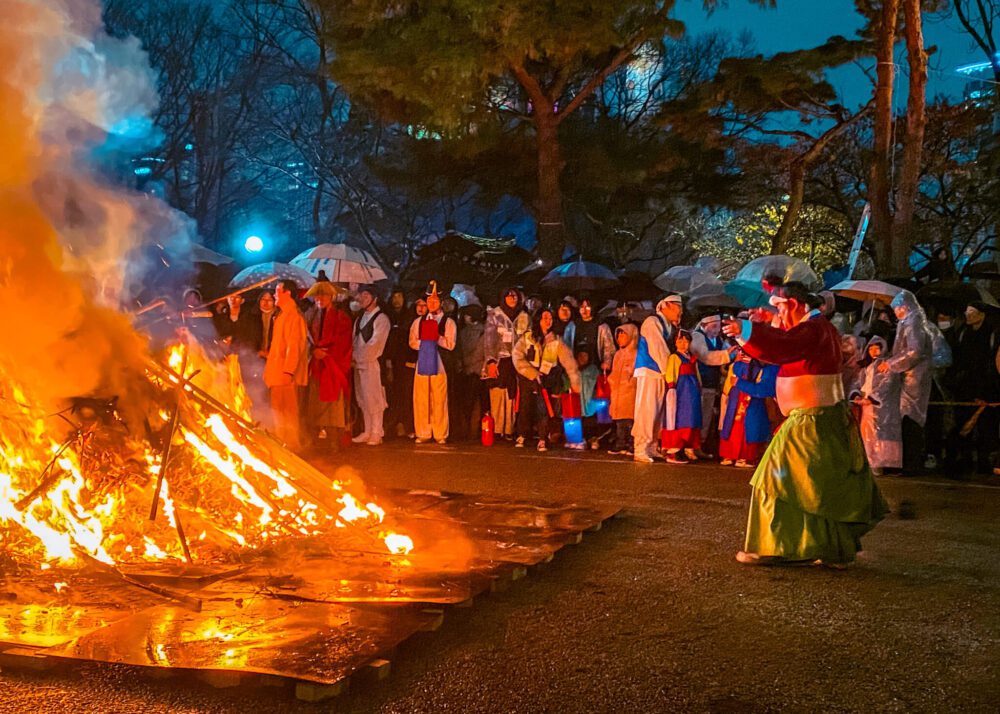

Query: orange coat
[263,304,309,388]
[609,323,638,421]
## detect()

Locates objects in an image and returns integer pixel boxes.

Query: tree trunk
[534,111,567,263]
[772,160,805,255]
[869,0,899,272]
[892,0,928,275]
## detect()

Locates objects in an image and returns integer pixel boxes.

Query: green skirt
[744,401,889,564]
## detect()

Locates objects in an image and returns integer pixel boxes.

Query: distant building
[956,54,999,106]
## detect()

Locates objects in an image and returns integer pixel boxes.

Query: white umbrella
[654,265,722,295]
[291,243,387,284]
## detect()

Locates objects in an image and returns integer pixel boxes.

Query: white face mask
[349,300,361,312]
[938,320,952,330]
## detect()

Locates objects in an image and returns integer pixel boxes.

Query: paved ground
[2,443,1000,713]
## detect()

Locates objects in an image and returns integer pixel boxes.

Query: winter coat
[574,319,616,368]
[512,330,581,394]
[458,321,486,376]
[886,291,934,426]
[609,324,638,420]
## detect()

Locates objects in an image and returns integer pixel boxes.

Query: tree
[321,0,693,261]
[698,36,872,254]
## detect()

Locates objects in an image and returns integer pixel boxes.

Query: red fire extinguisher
[481,413,495,447]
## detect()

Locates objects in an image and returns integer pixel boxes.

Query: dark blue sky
[676,0,986,107]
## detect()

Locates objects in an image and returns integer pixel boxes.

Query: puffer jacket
[609,323,638,420]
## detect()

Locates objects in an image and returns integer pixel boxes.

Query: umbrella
[613,271,662,301]
[685,292,744,314]
[450,284,481,308]
[830,280,903,305]
[540,258,620,293]
[290,243,387,284]
[654,265,722,295]
[190,243,234,266]
[917,281,1000,312]
[725,255,821,308]
[229,262,315,290]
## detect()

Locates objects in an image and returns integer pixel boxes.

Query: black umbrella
[540,258,620,294]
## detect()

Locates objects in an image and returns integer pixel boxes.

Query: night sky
[677,0,984,107]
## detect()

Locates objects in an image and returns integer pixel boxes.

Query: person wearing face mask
[722,281,888,568]
[950,302,1000,475]
[409,282,457,444]
[553,300,577,351]
[877,291,934,475]
[351,286,391,446]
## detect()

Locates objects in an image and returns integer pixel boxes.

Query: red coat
[308,306,353,402]
[740,312,844,415]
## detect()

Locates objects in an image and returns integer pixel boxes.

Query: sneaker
[515,436,526,448]
[537,440,547,452]
[367,438,383,446]
[684,448,699,462]
[633,452,654,463]
[735,459,753,469]
[720,459,734,466]
[318,428,328,440]
[436,439,447,445]
[566,442,586,451]
[589,438,601,451]
[649,447,664,460]
[622,449,634,457]
[607,449,622,456]
[414,437,428,444]
[924,455,937,470]
[351,432,370,444]
[666,451,689,464]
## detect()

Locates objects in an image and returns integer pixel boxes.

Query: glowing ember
[383,533,415,555]
[53,582,68,593]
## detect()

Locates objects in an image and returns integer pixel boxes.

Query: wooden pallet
[0,510,621,702]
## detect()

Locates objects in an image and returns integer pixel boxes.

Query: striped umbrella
[291,244,387,284]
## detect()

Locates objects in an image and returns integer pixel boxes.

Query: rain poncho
[886,290,934,426]
[850,337,902,470]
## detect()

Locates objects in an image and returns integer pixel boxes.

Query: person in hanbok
[660,330,702,464]
[722,281,888,568]
[850,336,902,475]
[408,282,457,444]
[719,352,778,468]
[304,282,353,449]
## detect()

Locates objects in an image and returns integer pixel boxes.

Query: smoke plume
[0,0,192,421]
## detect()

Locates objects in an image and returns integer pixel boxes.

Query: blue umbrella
[725,255,821,308]
[540,258,619,293]
[229,262,315,290]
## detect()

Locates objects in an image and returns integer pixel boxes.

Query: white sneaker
[633,452,654,463]
[537,440,548,452]
[352,433,370,444]
[515,436,526,448]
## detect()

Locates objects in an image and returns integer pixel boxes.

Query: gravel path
[2,444,999,713]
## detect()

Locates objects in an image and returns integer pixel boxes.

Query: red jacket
[740,312,844,415]
[308,306,353,402]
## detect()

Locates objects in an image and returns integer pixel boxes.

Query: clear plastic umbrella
[291,244,387,284]
[654,265,723,295]
[229,262,315,290]
[540,258,619,293]
[725,255,821,308]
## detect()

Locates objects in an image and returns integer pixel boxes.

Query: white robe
[352,310,391,441]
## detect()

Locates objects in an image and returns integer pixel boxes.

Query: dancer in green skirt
[722,281,888,568]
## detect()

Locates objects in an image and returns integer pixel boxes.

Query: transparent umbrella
[291,244,387,284]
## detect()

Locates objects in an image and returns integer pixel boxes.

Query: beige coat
[609,323,638,420]
[264,305,309,387]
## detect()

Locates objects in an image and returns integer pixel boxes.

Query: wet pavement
[2,442,999,713]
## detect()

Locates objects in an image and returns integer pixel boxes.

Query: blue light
[244,235,264,253]
[133,166,152,176]
[563,417,584,445]
[185,143,194,151]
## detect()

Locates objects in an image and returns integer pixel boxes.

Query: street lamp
[244,235,264,254]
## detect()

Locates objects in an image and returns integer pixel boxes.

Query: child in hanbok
[719,352,778,468]
[850,336,902,475]
[660,330,701,464]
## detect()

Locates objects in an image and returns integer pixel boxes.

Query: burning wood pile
[0,341,413,597]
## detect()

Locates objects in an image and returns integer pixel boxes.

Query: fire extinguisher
[481,412,495,447]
